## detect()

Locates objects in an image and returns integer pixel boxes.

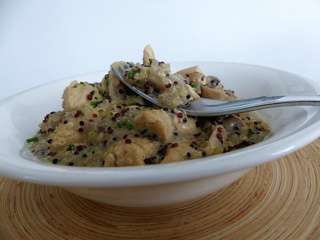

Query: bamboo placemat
[1,140,320,240]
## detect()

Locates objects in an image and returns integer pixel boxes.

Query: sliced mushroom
[223,116,244,133]
[206,75,223,88]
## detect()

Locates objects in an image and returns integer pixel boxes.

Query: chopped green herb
[67,144,75,151]
[127,71,136,79]
[79,81,85,85]
[90,100,103,108]
[191,82,200,89]
[126,122,134,130]
[26,137,39,143]
[100,90,108,98]
[116,120,134,130]
[116,122,124,128]
[127,69,141,80]
[89,83,96,87]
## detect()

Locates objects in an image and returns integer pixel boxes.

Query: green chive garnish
[67,144,75,151]
[191,82,200,89]
[116,122,123,128]
[126,122,134,130]
[100,91,108,98]
[90,100,103,108]
[26,137,39,143]
[127,71,135,79]
[116,120,134,130]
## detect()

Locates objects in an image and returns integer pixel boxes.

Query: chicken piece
[186,84,201,99]
[49,121,83,149]
[104,138,159,167]
[129,67,149,88]
[201,86,236,100]
[188,72,206,93]
[157,74,200,108]
[176,66,206,94]
[172,115,198,136]
[134,110,174,142]
[161,141,202,164]
[148,62,171,92]
[39,111,64,133]
[142,45,171,91]
[204,125,226,155]
[176,66,203,77]
[63,81,102,111]
[158,84,200,108]
[143,44,156,65]
[171,73,200,98]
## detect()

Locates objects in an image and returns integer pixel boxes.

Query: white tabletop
[1,0,320,99]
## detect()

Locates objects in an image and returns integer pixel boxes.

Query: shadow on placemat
[1,141,320,240]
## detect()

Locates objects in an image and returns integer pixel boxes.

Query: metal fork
[111,65,320,117]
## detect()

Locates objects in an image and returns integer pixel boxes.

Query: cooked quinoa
[26,45,270,167]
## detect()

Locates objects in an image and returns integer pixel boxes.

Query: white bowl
[1,62,320,207]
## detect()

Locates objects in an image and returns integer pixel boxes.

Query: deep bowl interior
[0,62,319,187]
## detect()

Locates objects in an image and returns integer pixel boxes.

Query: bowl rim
[1,61,320,187]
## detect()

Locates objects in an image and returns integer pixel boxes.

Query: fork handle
[186,95,320,116]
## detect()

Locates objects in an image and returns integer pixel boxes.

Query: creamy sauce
[26,46,270,167]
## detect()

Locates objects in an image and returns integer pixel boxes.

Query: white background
[1,0,320,99]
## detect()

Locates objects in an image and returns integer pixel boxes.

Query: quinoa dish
[26,45,270,167]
